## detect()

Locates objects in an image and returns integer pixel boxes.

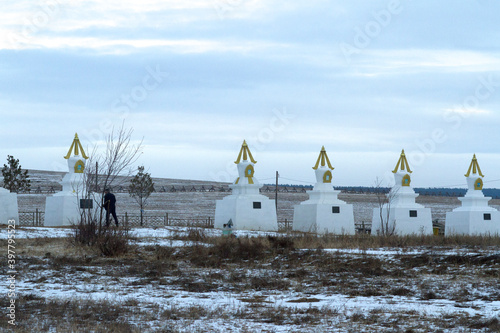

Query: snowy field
[2,226,499,332]
[19,188,500,225]
[19,169,500,225]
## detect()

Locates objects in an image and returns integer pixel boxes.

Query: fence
[17,210,294,232]
[18,184,314,195]
[278,219,292,232]
[355,221,372,234]
[19,210,45,226]
[353,221,445,235]
[21,212,447,236]
[120,213,214,228]
[15,211,447,236]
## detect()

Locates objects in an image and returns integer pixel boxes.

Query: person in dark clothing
[103,189,119,227]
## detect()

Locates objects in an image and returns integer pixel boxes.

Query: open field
[17,189,500,225]
[5,170,499,331]
[17,170,500,225]
[1,226,500,332]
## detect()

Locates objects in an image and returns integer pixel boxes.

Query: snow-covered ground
[2,226,499,332]
[3,226,281,241]
[19,186,500,224]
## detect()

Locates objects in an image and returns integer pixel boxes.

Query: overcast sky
[1,0,500,188]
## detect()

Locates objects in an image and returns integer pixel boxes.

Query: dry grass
[3,291,498,333]
[289,232,500,250]
[0,294,141,333]
[71,220,132,257]
[4,229,500,332]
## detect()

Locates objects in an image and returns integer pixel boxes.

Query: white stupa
[45,134,89,226]
[445,154,500,235]
[371,150,433,235]
[293,146,355,234]
[0,187,18,225]
[214,140,278,231]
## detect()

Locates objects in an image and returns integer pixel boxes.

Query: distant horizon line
[22,168,494,190]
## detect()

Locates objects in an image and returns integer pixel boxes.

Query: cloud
[355,49,500,74]
[0,35,283,54]
[443,107,492,116]
[2,1,500,186]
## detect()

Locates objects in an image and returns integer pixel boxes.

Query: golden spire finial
[392,149,412,173]
[312,146,334,170]
[234,140,257,164]
[465,154,484,177]
[64,133,89,159]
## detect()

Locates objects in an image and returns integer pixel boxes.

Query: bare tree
[374,177,398,236]
[74,123,142,250]
[128,166,155,226]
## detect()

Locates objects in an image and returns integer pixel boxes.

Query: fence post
[36,208,39,226]
[125,212,128,227]
[166,213,169,226]
[33,211,35,226]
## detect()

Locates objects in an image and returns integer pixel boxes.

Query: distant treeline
[265,184,500,199]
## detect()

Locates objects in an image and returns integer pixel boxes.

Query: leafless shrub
[74,123,142,253]
[72,214,132,257]
[73,218,98,246]
[374,177,397,236]
[96,227,131,257]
